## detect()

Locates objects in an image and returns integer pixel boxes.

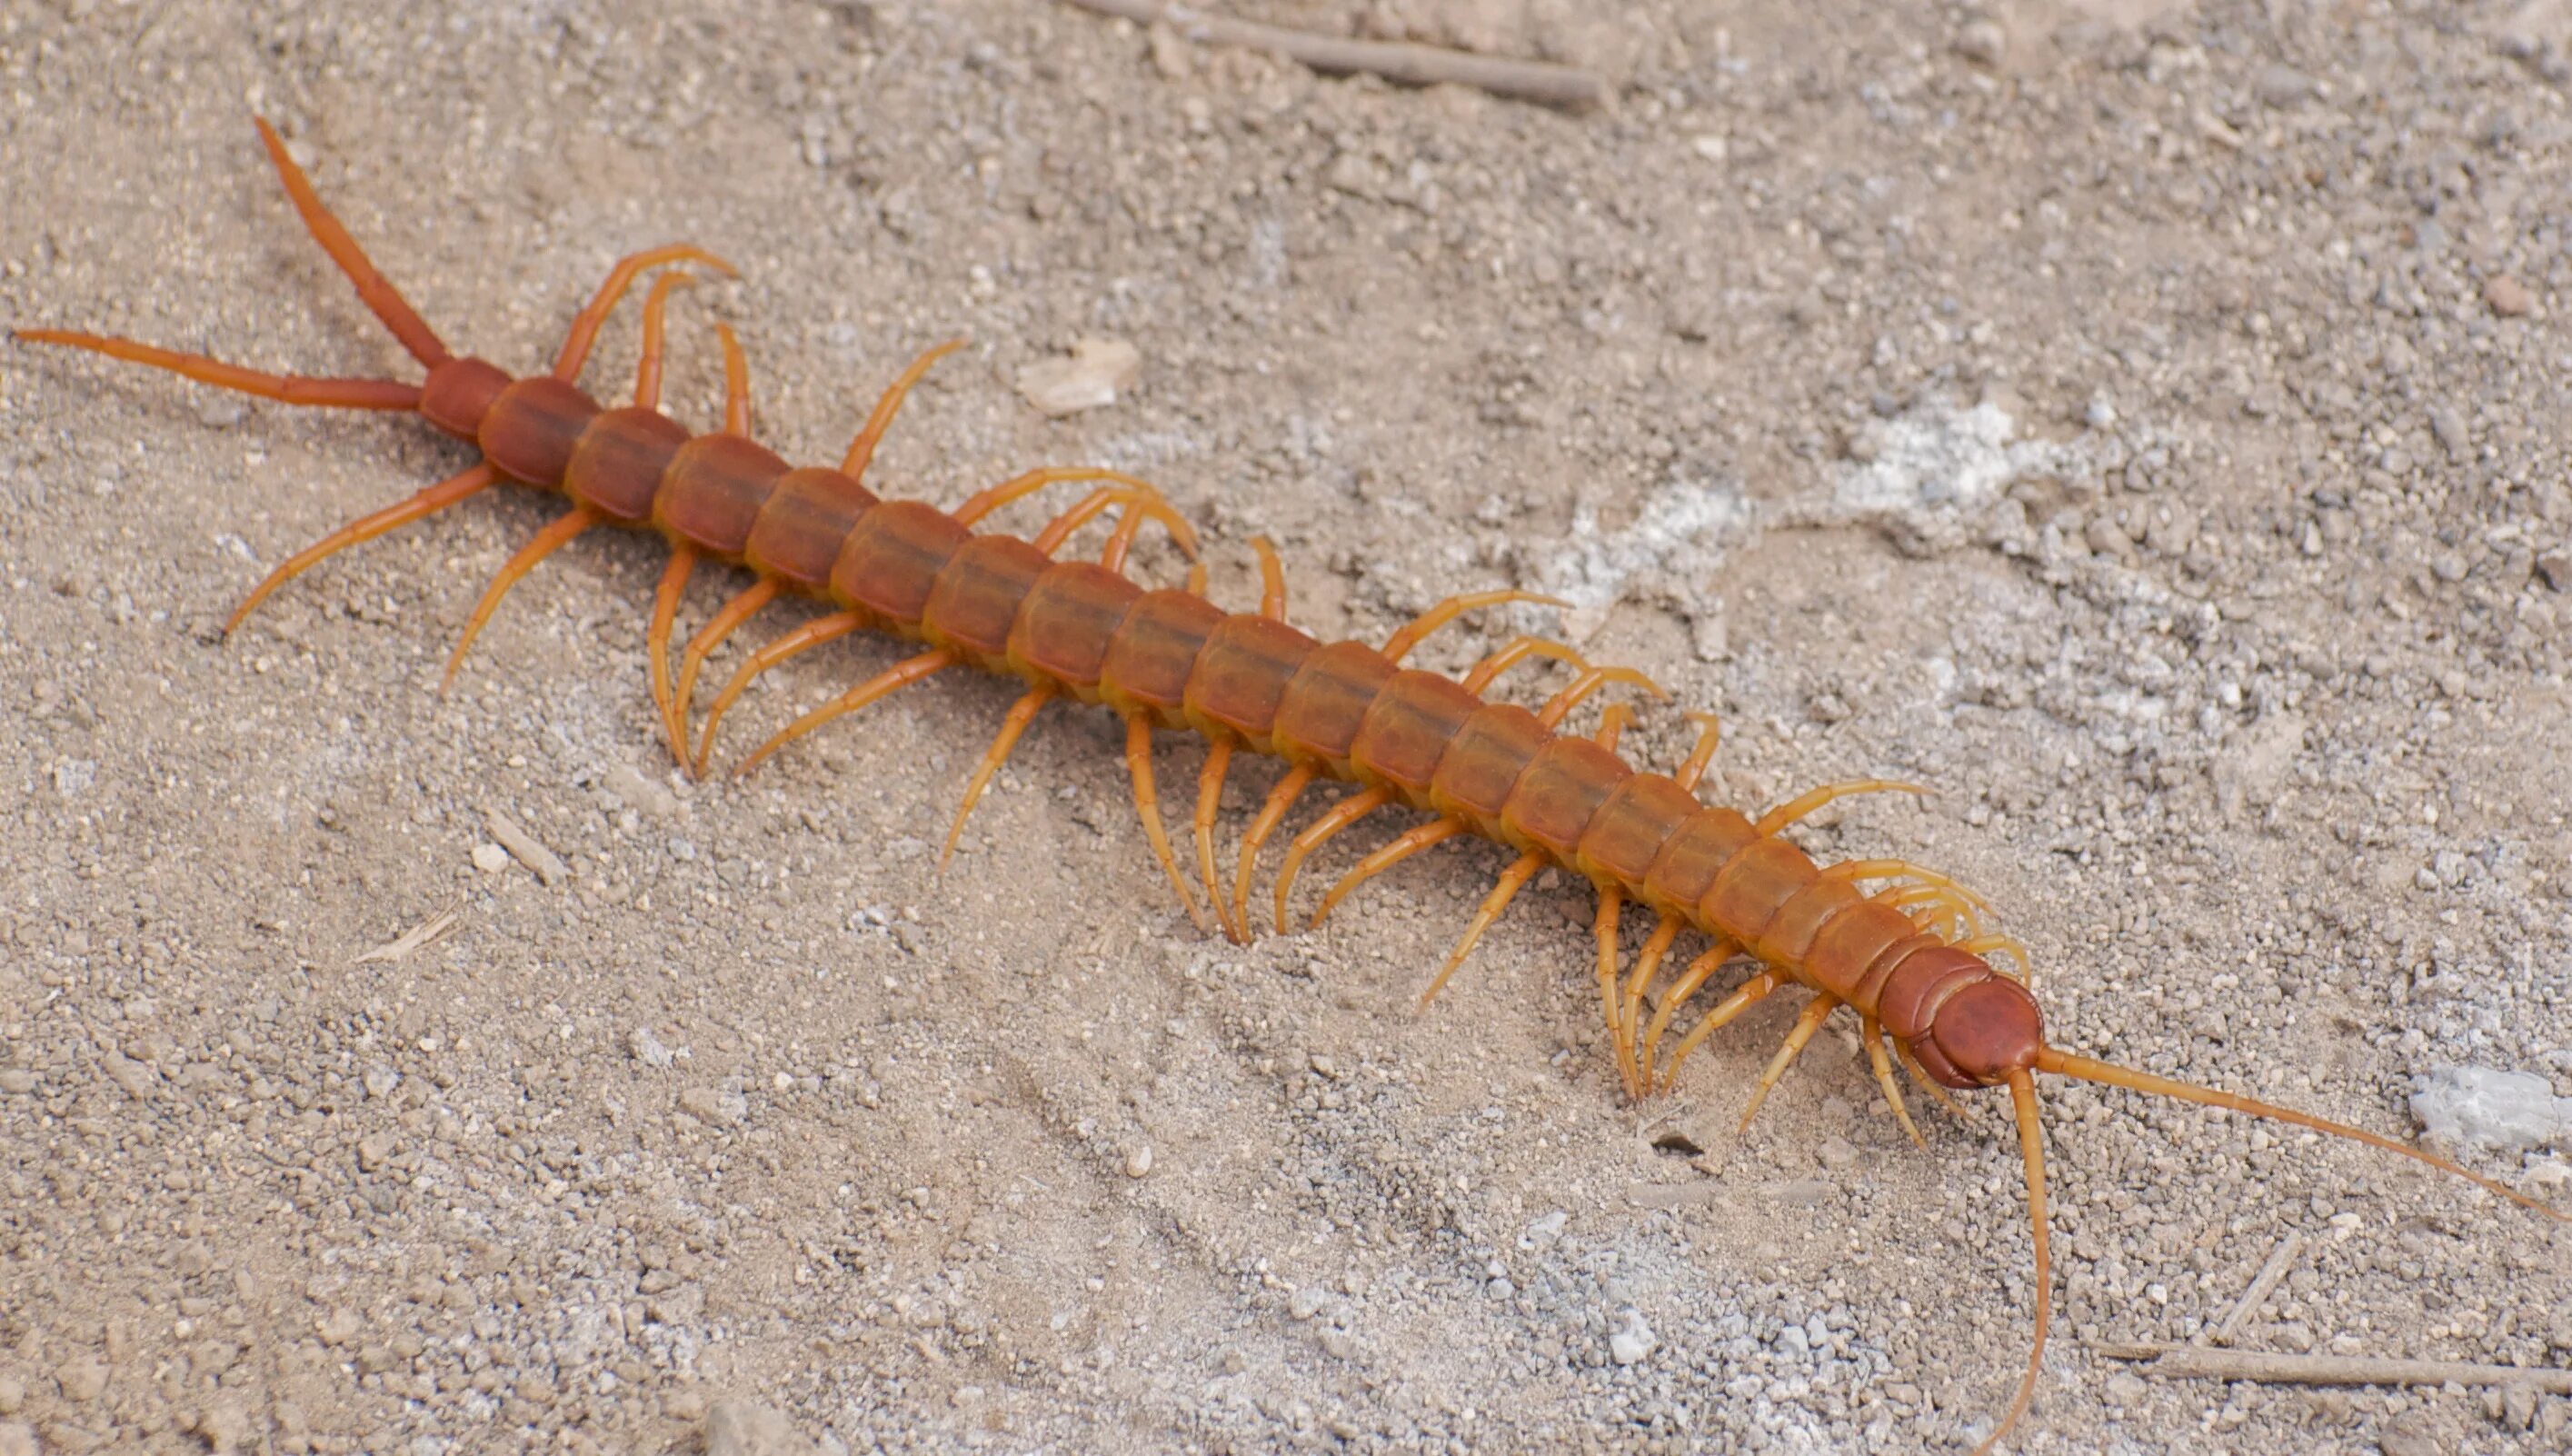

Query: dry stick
[1055,0,1606,111]
[2095,1343,2572,1395]
[2205,1231,2303,1348]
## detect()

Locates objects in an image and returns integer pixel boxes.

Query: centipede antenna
[250,116,452,369]
[14,330,424,412]
[2036,1048,2566,1222]
[1969,1071,2052,1456]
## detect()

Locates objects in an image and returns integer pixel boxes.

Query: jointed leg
[1126,717,1209,933]
[221,464,495,634]
[1957,933,2033,983]
[717,323,751,435]
[737,647,955,776]
[553,244,738,384]
[1616,916,1683,1097]
[1380,590,1569,664]
[1823,859,1992,909]
[1895,1041,1969,1121]
[1877,883,1984,942]
[1460,635,1586,695]
[1252,536,1288,620]
[1591,889,1625,1086]
[1638,940,1738,1092]
[1755,779,1929,838]
[842,339,966,480]
[1861,1012,1927,1150]
[671,581,782,744]
[632,271,695,411]
[647,545,698,762]
[249,116,450,367]
[1233,763,1316,938]
[1658,968,1782,1092]
[1736,992,1842,1133]
[1196,742,1244,943]
[443,506,599,690]
[1031,487,1197,562]
[1419,850,1544,1008]
[1533,664,1668,731]
[938,686,1055,873]
[693,610,864,774]
[14,329,424,413]
[955,467,1201,560]
[1299,799,1442,931]
[1674,711,1722,792]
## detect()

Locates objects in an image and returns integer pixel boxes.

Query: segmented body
[20,121,2559,1456]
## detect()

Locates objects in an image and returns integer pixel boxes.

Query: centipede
[17,120,2566,1453]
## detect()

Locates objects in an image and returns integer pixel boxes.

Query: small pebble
[1952,17,2007,67]
[1017,336,1141,417]
[470,843,510,873]
[1609,1311,1657,1366]
[2484,274,2533,318]
[0,1422,32,1456]
[632,1026,677,1069]
[57,1356,106,1402]
[1123,1142,1154,1178]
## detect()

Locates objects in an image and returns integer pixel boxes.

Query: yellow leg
[1460,635,1586,694]
[223,464,496,635]
[1958,932,2034,983]
[442,505,597,691]
[841,339,966,480]
[1591,889,1623,1086]
[938,686,1054,873]
[1195,742,1243,944]
[671,580,781,741]
[1656,968,1780,1093]
[1737,993,1842,1133]
[737,647,954,776]
[646,544,698,763]
[1233,763,1316,939]
[1419,851,1544,1008]
[1754,779,1928,838]
[1823,858,1993,909]
[693,611,864,775]
[1639,941,1738,1092]
[1302,807,1454,931]
[1894,1041,1969,1121]
[1673,711,1722,791]
[1251,535,1287,619]
[1379,590,1568,664]
[1616,917,1682,1098]
[1126,717,1209,933]
[716,323,752,434]
[1533,664,1669,731]
[1861,1012,1927,1150]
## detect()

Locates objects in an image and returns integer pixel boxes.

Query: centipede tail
[20,120,2565,1456]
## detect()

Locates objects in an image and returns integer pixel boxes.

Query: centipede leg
[1895,1041,1969,1121]
[716,324,752,435]
[1590,889,1625,1086]
[442,506,599,691]
[248,116,451,367]
[647,546,697,762]
[1297,798,1441,932]
[1657,968,1781,1092]
[938,686,1056,873]
[1031,487,1198,563]
[693,611,864,775]
[1419,850,1544,1008]
[737,647,955,776]
[1861,1012,1928,1150]
[671,581,782,748]
[1534,664,1670,731]
[15,329,424,414]
[553,244,739,384]
[631,271,695,412]
[957,467,1201,559]
[1754,779,1929,838]
[842,339,967,479]
[1251,536,1288,620]
[1233,763,1316,938]
[1673,711,1723,791]
[1460,635,1587,694]
[1823,859,1993,910]
[1195,741,1244,943]
[1125,717,1209,933]
[1379,590,1570,664]
[221,463,496,634]
[1957,933,2035,983]
[1737,993,1844,1134]
[1639,941,1738,1092]
[1616,916,1682,1097]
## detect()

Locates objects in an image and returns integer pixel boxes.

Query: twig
[2097,1342,2572,1394]
[2207,1230,2302,1347]
[352,898,464,966]
[1055,0,1606,111]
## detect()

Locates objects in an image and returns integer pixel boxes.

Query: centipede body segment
[17,120,2565,1455]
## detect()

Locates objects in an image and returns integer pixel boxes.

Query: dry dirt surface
[5,1,2572,1453]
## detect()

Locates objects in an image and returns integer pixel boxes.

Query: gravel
[4,2,2568,1454]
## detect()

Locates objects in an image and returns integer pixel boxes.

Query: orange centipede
[17,120,2565,1453]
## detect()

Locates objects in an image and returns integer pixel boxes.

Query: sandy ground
[5,1,2572,1452]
